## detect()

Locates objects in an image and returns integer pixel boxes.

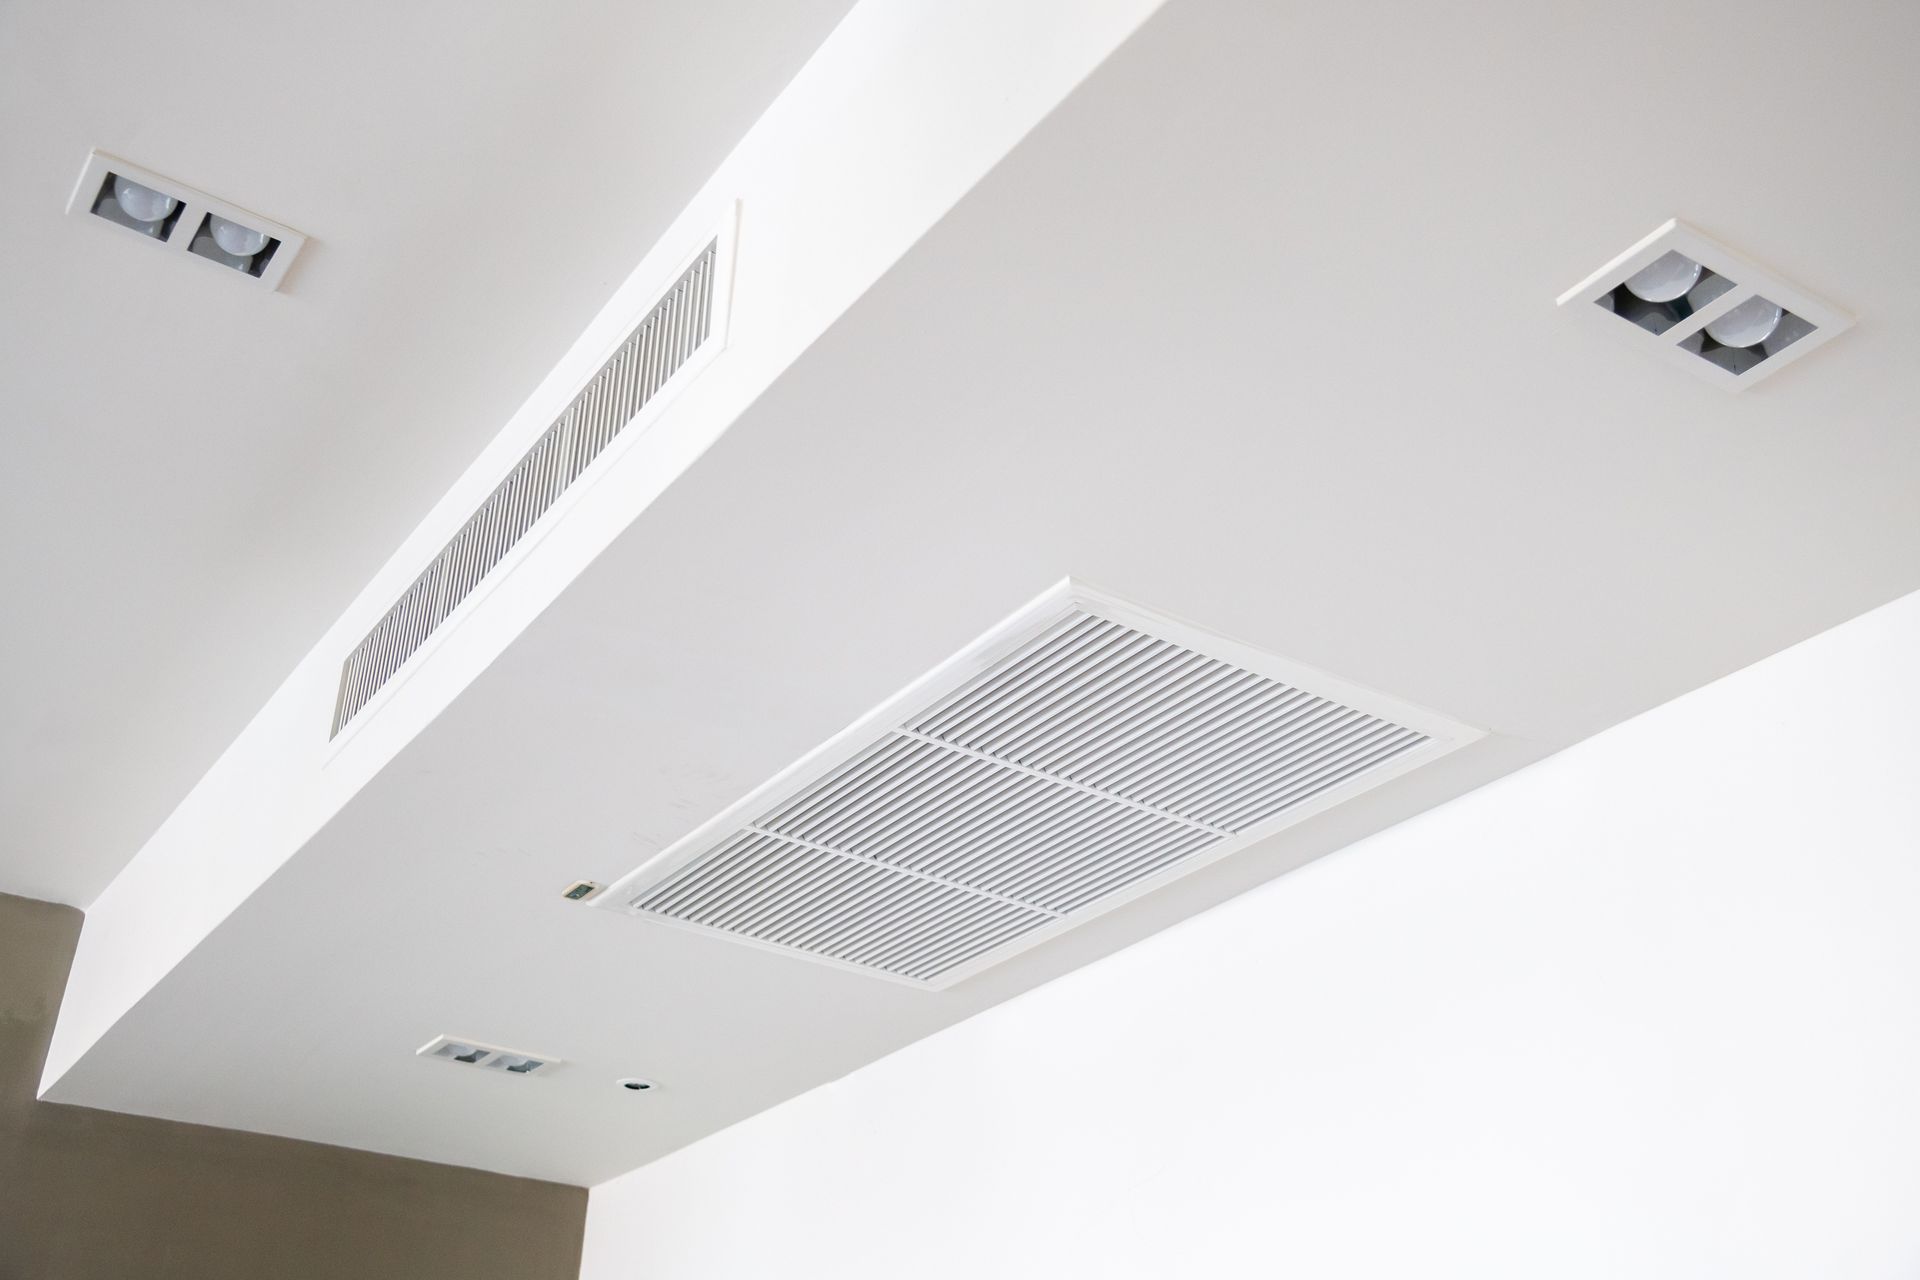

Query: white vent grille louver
[331,240,721,736]
[605,583,1481,987]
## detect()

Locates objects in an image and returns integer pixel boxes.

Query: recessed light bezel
[65,149,307,291]
[1557,218,1852,391]
[416,1034,563,1077]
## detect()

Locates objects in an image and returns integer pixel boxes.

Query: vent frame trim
[600,578,1484,989]
[325,210,738,747]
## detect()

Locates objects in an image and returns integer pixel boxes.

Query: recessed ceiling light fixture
[1558,219,1851,390]
[66,149,306,290]
[416,1034,559,1077]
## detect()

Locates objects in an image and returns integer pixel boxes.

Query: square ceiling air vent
[65,150,306,290]
[1558,219,1851,390]
[600,580,1482,988]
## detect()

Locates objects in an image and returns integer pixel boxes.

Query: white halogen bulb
[1622,251,1703,303]
[113,177,178,224]
[195,235,253,270]
[209,215,270,257]
[1705,296,1784,349]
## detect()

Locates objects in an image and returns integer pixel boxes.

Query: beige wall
[0,892,585,1278]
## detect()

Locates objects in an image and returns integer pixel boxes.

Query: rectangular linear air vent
[331,233,729,737]
[1557,218,1852,390]
[601,581,1482,988]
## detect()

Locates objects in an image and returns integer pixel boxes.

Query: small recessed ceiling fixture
[615,1077,658,1093]
[562,880,605,902]
[416,1034,559,1077]
[1558,219,1851,390]
[66,150,306,290]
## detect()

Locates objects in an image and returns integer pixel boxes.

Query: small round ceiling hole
[617,1077,657,1093]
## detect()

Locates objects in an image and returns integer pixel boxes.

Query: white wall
[582,587,1920,1279]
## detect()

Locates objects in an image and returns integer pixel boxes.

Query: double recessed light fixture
[417,1034,557,1077]
[66,150,306,290]
[417,1034,661,1096]
[1559,219,1851,390]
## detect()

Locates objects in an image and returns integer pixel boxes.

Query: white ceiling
[22,0,1920,1187]
[575,587,1920,1280]
[0,0,857,906]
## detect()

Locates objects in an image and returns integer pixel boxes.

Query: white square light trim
[416,1034,560,1077]
[1557,218,1852,390]
[600,579,1483,989]
[65,150,307,291]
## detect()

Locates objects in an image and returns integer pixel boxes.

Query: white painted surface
[582,587,1920,1277]
[36,0,1920,1185]
[41,0,1164,1128]
[0,0,858,907]
[598,577,1485,990]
